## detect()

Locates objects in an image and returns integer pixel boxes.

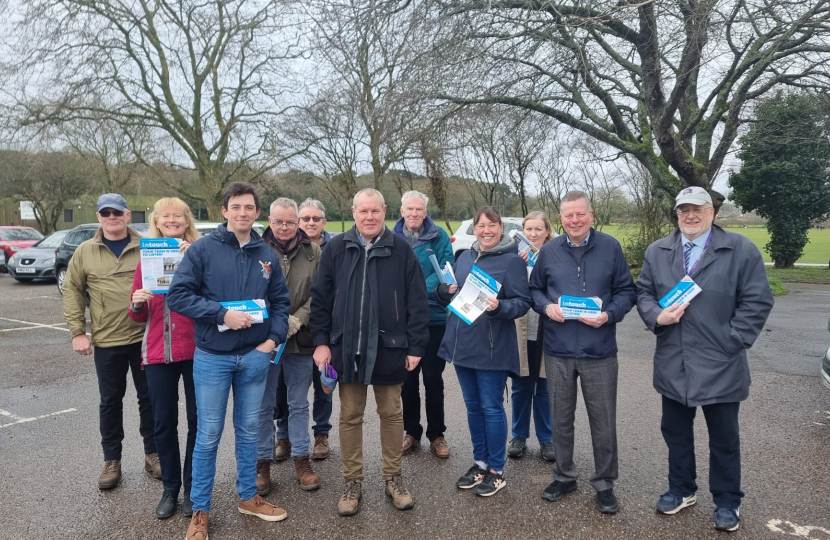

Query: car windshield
[34,230,69,248]
[2,228,43,241]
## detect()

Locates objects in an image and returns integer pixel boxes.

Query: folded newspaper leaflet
[271,342,286,365]
[658,275,702,308]
[429,254,457,285]
[559,295,603,319]
[448,265,501,325]
[217,299,269,332]
[139,238,184,294]
[508,230,538,267]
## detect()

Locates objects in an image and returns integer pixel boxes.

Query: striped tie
[683,241,695,273]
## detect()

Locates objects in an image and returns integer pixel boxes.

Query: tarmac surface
[1,274,829,540]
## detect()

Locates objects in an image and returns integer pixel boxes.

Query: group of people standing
[63,183,773,539]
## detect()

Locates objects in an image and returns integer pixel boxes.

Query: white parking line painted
[767,519,830,538]
[0,316,86,333]
[0,407,77,429]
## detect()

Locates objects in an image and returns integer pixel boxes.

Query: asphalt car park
[1,275,830,539]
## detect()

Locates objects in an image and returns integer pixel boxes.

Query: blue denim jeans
[510,376,552,442]
[275,363,332,438]
[258,353,313,459]
[455,365,509,472]
[190,347,271,512]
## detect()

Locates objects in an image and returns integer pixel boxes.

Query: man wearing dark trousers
[63,193,160,489]
[393,190,454,459]
[636,186,774,532]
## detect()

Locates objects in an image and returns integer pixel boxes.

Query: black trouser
[402,325,447,442]
[145,361,197,493]
[93,342,155,460]
[661,396,743,508]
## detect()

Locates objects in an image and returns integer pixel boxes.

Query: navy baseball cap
[97,193,129,212]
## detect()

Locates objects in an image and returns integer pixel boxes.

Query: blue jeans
[258,353,313,459]
[455,365,509,472]
[510,376,552,442]
[190,348,271,512]
[276,363,332,438]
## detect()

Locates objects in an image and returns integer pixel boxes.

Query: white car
[194,222,265,237]
[449,217,525,260]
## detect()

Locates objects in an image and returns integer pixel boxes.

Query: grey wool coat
[636,225,774,407]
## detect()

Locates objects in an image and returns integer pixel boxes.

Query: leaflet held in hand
[508,230,538,267]
[559,295,603,319]
[658,275,702,308]
[448,265,501,325]
[217,299,269,332]
[429,254,457,285]
[139,238,184,293]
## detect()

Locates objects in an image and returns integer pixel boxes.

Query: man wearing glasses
[299,198,331,249]
[62,193,161,489]
[256,198,322,494]
[637,186,773,532]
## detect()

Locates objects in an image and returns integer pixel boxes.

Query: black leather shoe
[182,489,193,517]
[541,480,577,502]
[597,488,619,514]
[155,490,178,519]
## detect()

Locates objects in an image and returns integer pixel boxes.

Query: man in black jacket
[310,188,430,517]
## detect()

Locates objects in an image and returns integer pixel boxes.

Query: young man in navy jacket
[167,183,291,540]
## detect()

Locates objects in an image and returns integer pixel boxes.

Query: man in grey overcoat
[636,186,774,533]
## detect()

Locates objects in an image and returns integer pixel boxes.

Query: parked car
[131,223,151,237]
[449,217,525,260]
[822,316,830,390]
[54,224,100,295]
[194,222,265,237]
[0,226,44,272]
[6,229,70,283]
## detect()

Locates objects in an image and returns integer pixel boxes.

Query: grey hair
[561,190,592,211]
[269,197,298,215]
[401,190,429,208]
[352,188,385,207]
[298,198,326,219]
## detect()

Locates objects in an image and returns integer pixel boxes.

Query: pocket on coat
[378,331,407,348]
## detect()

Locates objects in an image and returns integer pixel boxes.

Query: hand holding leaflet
[217,299,269,332]
[508,230,539,267]
[658,275,702,308]
[448,265,501,325]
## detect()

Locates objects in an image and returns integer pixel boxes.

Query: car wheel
[57,267,66,295]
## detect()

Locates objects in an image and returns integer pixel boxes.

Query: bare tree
[5,0,305,218]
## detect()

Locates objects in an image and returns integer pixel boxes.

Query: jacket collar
[262,226,311,256]
[654,225,732,279]
[393,215,440,245]
[344,225,393,249]
[211,222,264,248]
[91,226,141,248]
[472,232,517,257]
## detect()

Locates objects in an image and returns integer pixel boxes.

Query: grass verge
[767,277,789,296]
[766,266,830,285]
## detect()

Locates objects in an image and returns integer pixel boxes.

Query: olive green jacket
[62,227,145,347]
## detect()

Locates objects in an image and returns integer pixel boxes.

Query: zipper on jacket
[452,317,461,360]
[163,300,173,364]
[488,321,494,361]
[282,254,290,278]
[356,248,369,352]
[394,290,399,321]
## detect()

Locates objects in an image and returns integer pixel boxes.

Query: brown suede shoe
[311,433,330,460]
[238,494,287,522]
[430,437,450,459]
[293,456,320,490]
[385,475,415,510]
[256,459,271,496]
[337,480,362,517]
[402,435,420,455]
[98,459,121,490]
[144,453,162,479]
[274,439,291,462]
[186,510,209,540]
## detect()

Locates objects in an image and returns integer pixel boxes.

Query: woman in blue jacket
[436,207,530,497]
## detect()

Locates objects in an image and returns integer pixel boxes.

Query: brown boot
[98,459,121,490]
[256,459,271,496]
[385,475,415,510]
[186,510,209,540]
[311,433,330,460]
[337,480,362,516]
[274,439,291,462]
[430,437,450,459]
[238,494,287,522]
[402,435,420,455]
[144,453,162,479]
[293,456,320,491]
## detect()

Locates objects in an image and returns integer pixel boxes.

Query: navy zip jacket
[529,228,636,359]
[437,235,530,376]
[167,224,290,356]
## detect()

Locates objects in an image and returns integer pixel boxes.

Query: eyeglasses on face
[675,206,709,216]
[99,209,124,217]
[271,220,297,228]
[299,216,323,223]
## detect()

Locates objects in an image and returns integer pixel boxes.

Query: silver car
[6,229,70,283]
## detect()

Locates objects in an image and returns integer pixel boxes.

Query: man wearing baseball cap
[63,193,161,489]
[636,186,773,531]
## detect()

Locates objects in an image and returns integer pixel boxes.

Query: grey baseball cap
[97,193,129,212]
[675,186,712,208]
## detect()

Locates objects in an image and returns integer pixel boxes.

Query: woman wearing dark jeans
[128,197,200,519]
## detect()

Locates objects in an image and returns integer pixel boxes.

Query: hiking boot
[507,438,526,458]
[144,453,162,479]
[542,480,577,502]
[186,510,208,540]
[714,507,740,532]
[256,459,271,496]
[338,480,362,516]
[540,442,556,462]
[294,456,320,491]
[430,437,450,459]
[182,488,193,517]
[456,464,486,489]
[274,439,291,462]
[597,488,620,514]
[475,470,506,497]
[402,434,420,455]
[238,494,287,522]
[656,492,697,515]
[98,459,121,490]
[311,433,330,460]
[385,475,415,510]
[156,490,178,519]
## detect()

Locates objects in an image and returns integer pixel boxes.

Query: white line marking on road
[767,519,830,538]
[0,316,85,333]
[0,408,77,429]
